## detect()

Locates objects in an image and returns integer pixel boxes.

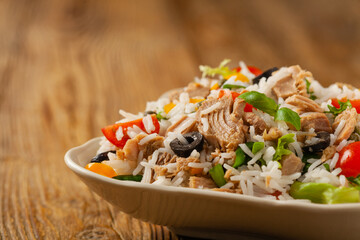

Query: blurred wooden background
[0,0,359,239]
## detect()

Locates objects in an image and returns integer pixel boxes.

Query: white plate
[65,137,360,240]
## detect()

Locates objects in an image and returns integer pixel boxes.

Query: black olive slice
[252,67,279,84]
[144,111,156,116]
[303,132,331,153]
[91,150,116,163]
[170,132,204,158]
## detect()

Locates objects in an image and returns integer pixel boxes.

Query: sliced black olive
[170,132,204,157]
[252,67,279,84]
[91,150,116,163]
[303,132,331,153]
[144,111,156,116]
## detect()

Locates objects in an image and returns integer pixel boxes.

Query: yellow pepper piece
[164,102,176,114]
[85,163,117,178]
[189,98,205,104]
[224,73,249,83]
[210,82,219,90]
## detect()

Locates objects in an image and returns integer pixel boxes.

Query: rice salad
[86,60,360,204]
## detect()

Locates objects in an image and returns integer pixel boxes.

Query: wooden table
[1,0,359,239]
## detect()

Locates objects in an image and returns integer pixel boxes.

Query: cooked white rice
[93,60,360,203]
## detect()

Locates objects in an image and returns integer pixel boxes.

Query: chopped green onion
[301,152,320,174]
[257,158,266,166]
[305,78,317,100]
[156,111,168,121]
[245,142,254,150]
[113,175,143,182]
[233,147,246,168]
[209,164,227,187]
[323,163,330,172]
[252,142,265,154]
[222,84,246,90]
[347,174,360,187]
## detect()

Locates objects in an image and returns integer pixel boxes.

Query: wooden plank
[171,0,360,86]
[0,0,193,239]
[0,0,359,239]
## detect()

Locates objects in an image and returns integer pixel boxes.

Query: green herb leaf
[327,100,352,116]
[209,164,227,187]
[222,84,246,90]
[305,78,317,100]
[257,158,266,166]
[347,174,360,187]
[273,134,295,161]
[156,111,168,121]
[199,59,234,78]
[301,152,320,174]
[245,142,254,150]
[112,175,143,182]
[233,147,246,168]
[239,91,301,129]
[238,91,278,116]
[323,163,330,172]
[252,142,265,154]
[274,107,301,130]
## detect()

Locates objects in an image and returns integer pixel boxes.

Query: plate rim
[64,137,360,210]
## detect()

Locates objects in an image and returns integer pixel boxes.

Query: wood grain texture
[0,0,359,239]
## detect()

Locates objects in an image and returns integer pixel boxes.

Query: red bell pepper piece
[101,115,160,148]
[234,66,262,76]
[331,98,360,114]
[218,90,254,112]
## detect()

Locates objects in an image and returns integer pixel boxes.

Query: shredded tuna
[154,165,168,177]
[271,65,310,99]
[169,82,210,101]
[301,112,332,133]
[140,136,164,158]
[321,146,337,162]
[285,95,322,114]
[118,134,164,162]
[232,98,246,119]
[263,127,282,141]
[175,157,203,175]
[156,152,175,165]
[335,82,356,90]
[280,153,304,175]
[189,177,216,189]
[196,96,246,151]
[186,82,210,98]
[224,169,233,180]
[166,115,197,135]
[211,188,242,194]
[332,108,358,145]
[243,112,268,135]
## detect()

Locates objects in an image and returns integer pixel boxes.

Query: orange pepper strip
[189,98,205,104]
[210,82,219,90]
[164,102,176,114]
[85,163,117,178]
